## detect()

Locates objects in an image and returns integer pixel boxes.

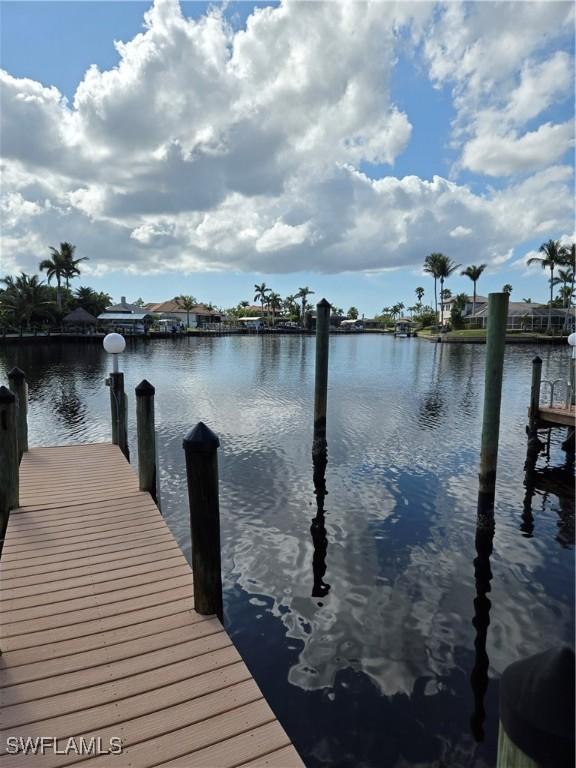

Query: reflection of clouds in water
[228,459,571,702]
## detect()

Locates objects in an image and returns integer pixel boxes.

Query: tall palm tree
[461,264,486,317]
[254,283,271,317]
[502,284,513,295]
[423,253,445,321]
[436,255,461,325]
[415,286,425,307]
[560,243,575,331]
[39,249,67,310]
[268,292,282,323]
[176,295,197,327]
[1,273,55,329]
[59,243,88,289]
[296,286,315,328]
[528,239,564,331]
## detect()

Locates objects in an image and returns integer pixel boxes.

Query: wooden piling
[313,299,331,456]
[135,379,157,503]
[109,371,129,460]
[478,292,509,517]
[528,356,542,431]
[7,366,28,460]
[0,385,19,546]
[183,421,223,621]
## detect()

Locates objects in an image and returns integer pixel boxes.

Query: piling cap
[317,298,331,309]
[183,421,220,452]
[532,355,542,364]
[0,385,16,403]
[135,379,155,396]
[500,646,575,768]
[7,367,26,381]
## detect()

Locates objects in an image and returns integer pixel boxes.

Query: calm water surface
[1,335,574,768]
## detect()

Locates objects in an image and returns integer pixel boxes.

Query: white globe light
[568,333,576,347]
[103,333,126,354]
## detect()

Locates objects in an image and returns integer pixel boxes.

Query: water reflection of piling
[311,445,330,599]
[470,512,494,743]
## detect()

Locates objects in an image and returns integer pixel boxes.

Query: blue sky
[1,1,574,314]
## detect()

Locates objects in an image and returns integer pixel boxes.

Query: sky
[0,0,574,315]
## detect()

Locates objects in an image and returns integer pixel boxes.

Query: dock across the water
[0,443,303,767]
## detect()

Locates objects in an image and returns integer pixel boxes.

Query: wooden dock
[534,404,576,428]
[0,443,303,767]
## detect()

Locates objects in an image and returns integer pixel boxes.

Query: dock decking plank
[0,444,303,767]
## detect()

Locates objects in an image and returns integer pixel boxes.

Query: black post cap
[183,421,220,452]
[533,356,542,364]
[7,367,26,381]
[135,379,155,396]
[317,298,331,309]
[0,385,16,403]
[500,646,575,768]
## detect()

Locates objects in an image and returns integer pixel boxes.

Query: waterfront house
[440,295,488,325]
[466,302,575,331]
[143,300,223,328]
[105,296,143,314]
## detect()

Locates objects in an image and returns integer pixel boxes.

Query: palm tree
[1,273,55,329]
[39,249,67,309]
[254,283,271,317]
[560,243,575,331]
[283,294,298,318]
[415,286,425,307]
[296,286,315,328]
[268,292,282,323]
[552,268,574,307]
[176,295,197,327]
[502,284,513,295]
[239,300,250,309]
[436,255,461,325]
[75,286,112,316]
[528,239,564,331]
[461,264,486,317]
[423,253,445,321]
[59,243,88,289]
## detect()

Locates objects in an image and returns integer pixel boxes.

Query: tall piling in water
[477,292,509,521]
[313,299,331,457]
[135,379,157,503]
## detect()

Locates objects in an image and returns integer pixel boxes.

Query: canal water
[1,335,573,768]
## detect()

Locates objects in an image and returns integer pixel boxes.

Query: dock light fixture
[568,333,576,358]
[103,333,126,373]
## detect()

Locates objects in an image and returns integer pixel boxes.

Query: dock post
[0,386,19,546]
[7,367,28,461]
[313,299,331,457]
[525,356,544,470]
[183,422,223,621]
[109,372,129,460]
[478,292,509,520]
[135,379,157,503]
[528,356,542,431]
